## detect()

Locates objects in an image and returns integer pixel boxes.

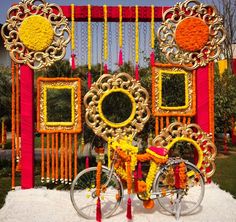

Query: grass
[212,150,236,198]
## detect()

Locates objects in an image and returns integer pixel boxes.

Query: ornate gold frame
[37,77,81,133]
[84,73,150,141]
[152,64,196,117]
[153,122,217,179]
[1,0,70,70]
[157,0,226,70]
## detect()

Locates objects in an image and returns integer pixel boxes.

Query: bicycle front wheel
[70,166,123,220]
[153,160,205,216]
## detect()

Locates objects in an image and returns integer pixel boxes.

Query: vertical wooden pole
[20,64,34,189]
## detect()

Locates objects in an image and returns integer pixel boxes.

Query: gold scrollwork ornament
[84,73,151,141]
[153,122,217,179]
[157,0,226,70]
[1,0,71,70]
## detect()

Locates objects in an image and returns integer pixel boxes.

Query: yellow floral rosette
[1,0,71,70]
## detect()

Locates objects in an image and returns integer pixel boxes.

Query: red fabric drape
[20,65,34,189]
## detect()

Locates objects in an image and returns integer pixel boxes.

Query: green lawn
[212,153,236,198]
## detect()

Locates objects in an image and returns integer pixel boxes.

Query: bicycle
[70,137,205,221]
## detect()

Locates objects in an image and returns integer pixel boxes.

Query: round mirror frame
[152,122,217,179]
[84,73,150,141]
[98,88,136,128]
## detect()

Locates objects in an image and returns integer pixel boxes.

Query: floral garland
[118,5,122,49]
[126,161,132,194]
[96,160,102,197]
[11,60,15,189]
[209,62,215,143]
[151,5,155,50]
[115,165,127,180]
[103,5,108,62]
[178,162,187,189]
[135,5,139,64]
[18,15,54,51]
[1,120,6,145]
[88,4,92,71]
[145,161,159,196]
[71,4,75,51]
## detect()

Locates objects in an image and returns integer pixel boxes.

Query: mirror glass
[46,88,72,122]
[101,91,133,123]
[161,73,186,107]
[168,141,196,165]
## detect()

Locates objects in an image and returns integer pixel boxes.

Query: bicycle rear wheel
[70,166,123,220]
[153,160,205,216]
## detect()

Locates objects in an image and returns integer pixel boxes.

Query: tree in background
[210,0,236,137]
[0,66,11,130]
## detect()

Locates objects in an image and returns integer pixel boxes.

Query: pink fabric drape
[20,65,34,189]
[196,65,210,132]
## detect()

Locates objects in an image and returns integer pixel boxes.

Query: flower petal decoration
[1,0,71,70]
[157,0,226,70]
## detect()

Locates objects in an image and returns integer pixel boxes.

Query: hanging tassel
[138,162,142,179]
[103,63,108,74]
[150,51,155,66]
[126,197,132,220]
[135,63,139,81]
[87,71,92,89]
[118,49,123,66]
[85,156,90,169]
[71,54,76,70]
[96,197,102,222]
[15,160,22,172]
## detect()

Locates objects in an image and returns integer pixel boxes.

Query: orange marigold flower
[175,17,209,52]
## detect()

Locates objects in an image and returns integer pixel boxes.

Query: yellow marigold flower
[19,15,54,51]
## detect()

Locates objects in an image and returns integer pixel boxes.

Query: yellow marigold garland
[115,165,127,180]
[103,5,108,61]
[145,161,159,196]
[151,5,155,49]
[119,5,122,49]
[71,4,75,51]
[18,15,54,51]
[135,5,139,63]
[87,5,92,70]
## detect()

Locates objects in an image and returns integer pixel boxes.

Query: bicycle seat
[146,146,168,159]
